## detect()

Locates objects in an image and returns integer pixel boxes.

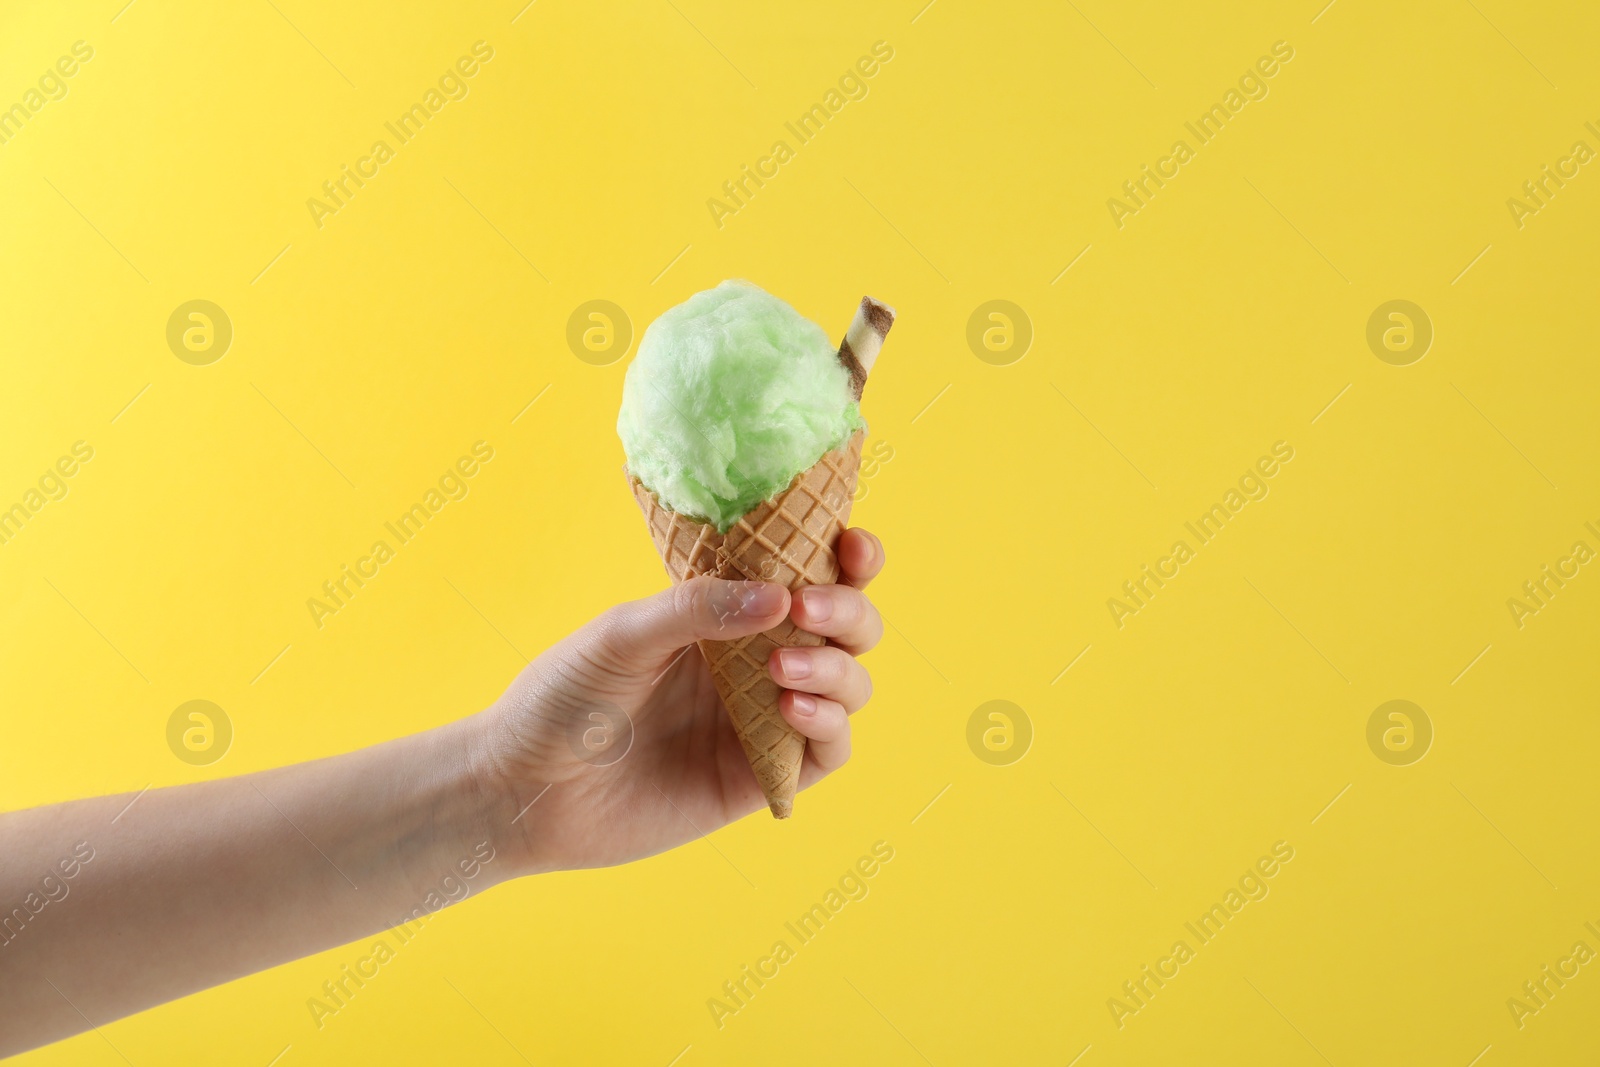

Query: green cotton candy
[618,279,862,533]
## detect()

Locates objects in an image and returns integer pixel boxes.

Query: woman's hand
[480,527,886,874]
[0,530,886,1053]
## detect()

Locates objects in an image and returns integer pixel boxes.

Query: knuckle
[672,577,709,623]
[593,603,634,642]
[823,646,852,679]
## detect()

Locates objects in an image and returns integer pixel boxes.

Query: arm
[0,716,510,1054]
[0,528,885,1056]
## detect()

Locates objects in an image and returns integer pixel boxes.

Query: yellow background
[3,0,1598,1063]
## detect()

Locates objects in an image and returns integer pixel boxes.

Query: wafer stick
[836,296,895,400]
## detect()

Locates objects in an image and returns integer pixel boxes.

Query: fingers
[780,691,850,775]
[769,529,881,795]
[836,528,884,590]
[768,646,872,712]
[789,585,883,655]
[602,577,789,664]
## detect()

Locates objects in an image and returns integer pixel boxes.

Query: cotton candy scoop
[617,280,863,532]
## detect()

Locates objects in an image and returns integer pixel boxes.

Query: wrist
[373,710,530,905]
[458,706,553,879]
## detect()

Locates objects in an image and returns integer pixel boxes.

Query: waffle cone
[628,429,864,818]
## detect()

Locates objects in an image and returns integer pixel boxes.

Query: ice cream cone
[627,296,894,818]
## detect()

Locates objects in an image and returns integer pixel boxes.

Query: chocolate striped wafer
[836,296,896,401]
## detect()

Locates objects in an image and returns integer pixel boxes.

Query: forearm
[0,710,521,1054]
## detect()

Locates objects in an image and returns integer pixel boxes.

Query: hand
[479,528,886,873]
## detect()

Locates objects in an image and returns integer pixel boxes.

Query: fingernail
[790,693,817,717]
[799,587,833,622]
[714,581,784,619]
[778,649,812,680]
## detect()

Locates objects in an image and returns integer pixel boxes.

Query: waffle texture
[629,429,864,817]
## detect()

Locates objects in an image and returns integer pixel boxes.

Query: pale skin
[0,528,886,1056]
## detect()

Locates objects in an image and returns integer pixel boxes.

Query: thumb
[603,577,790,664]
